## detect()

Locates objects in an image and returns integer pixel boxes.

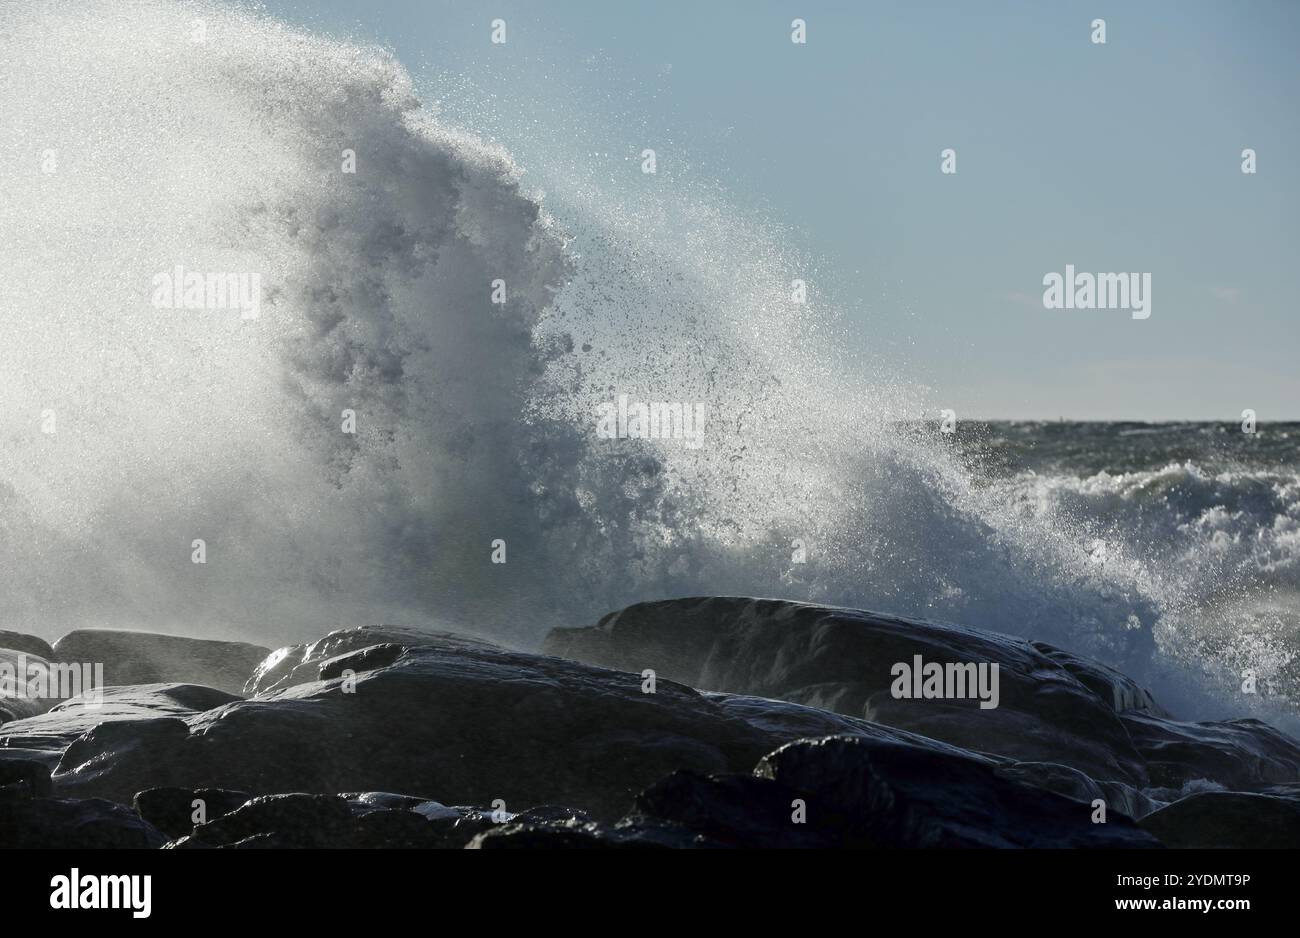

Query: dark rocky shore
[2,598,1298,849]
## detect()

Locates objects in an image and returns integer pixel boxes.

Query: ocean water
[951,421,1300,725]
[0,1,1295,732]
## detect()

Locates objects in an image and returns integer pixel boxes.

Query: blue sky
[258,0,1298,419]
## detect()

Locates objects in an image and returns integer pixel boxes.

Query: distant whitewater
[1,1,1295,731]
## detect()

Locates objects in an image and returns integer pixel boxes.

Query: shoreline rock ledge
[1,597,1297,848]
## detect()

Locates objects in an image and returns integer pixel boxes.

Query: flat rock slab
[52,630,269,696]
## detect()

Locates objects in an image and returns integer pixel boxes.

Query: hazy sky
[258,0,1298,420]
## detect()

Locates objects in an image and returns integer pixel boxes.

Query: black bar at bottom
[8,847,1287,925]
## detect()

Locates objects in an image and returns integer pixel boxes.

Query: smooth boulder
[545,597,1152,786]
[0,630,56,660]
[52,629,268,696]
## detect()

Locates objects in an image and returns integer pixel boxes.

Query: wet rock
[226,833,291,849]
[0,686,241,804]
[56,718,193,798]
[341,792,464,824]
[468,825,621,849]
[0,631,55,660]
[349,807,449,848]
[1028,642,1168,715]
[15,620,1190,830]
[411,801,462,821]
[633,770,841,848]
[341,791,434,814]
[245,626,497,695]
[179,791,500,848]
[476,734,1164,849]
[194,793,355,848]
[424,810,497,847]
[706,690,1004,763]
[134,787,252,839]
[0,684,240,753]
[0,649,56,723]
[751,735,1161,848]
[48,633,788,818]
[0,758,52,799]
[0,747,63,774]
[995,761,1108,807]
[510,805,594,825]
[52,630,269,696]
[1139,791,1300,848]
[545,597,1152,786]
[468,810,723,849]
[1121,712,1300,792]
[0,796,166,849]
[469,820,691,849]
[2,601,1291,849]
[994,761,1163,820]
[162,835,212,849]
